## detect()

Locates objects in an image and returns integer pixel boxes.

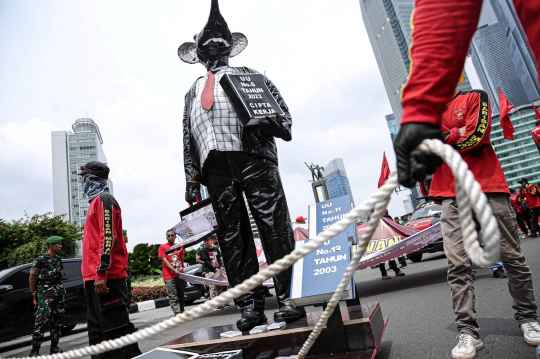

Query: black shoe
[50,345,63,354]
[236,309,267,331]
[274,304,306,323]
[493,267,507,278]
[29,345,40,357]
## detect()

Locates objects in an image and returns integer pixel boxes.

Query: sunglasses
[167,234,176,237]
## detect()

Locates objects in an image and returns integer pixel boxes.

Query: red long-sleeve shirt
[400,0,540,129]
[429,90,509,198]
[81,190,128,281]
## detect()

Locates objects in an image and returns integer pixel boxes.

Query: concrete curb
[130,297,169,314]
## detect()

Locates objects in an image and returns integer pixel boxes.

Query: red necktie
[201,71,215,110]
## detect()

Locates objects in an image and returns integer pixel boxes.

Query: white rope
[6,139,500,359]
[296,139,500,358]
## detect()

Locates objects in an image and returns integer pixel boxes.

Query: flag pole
[513,107,531,131]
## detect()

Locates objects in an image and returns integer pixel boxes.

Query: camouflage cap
[122,229,127,235]
[46,236,63,244]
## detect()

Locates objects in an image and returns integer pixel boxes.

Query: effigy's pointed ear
[178,42,199,64]
[230,33,248,57]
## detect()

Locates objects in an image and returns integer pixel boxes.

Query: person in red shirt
[158,229,186,316]
[531,121,540,155]
[511,188,532,237]
[429,90,540,358]
[519,178,540,237]
[392,1,540,189]
[78,161,141,359]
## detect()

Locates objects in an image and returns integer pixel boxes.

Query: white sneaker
[521,322,540,345]
[451,333,483,359]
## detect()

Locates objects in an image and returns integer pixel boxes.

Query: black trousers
[530,207,540,235]
[516,213,531,234]
[84,279,142,359]
[204,151,295,311]
[379,260,399,276]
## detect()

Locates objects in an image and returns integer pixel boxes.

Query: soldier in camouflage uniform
[123,229,132,312]
[28,236,65,357]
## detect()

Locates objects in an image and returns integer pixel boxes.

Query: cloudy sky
[0,1,481,251]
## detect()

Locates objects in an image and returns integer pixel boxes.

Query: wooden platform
[154,302,388,359]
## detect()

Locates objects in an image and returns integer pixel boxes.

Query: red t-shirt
[510,193,522,214]
[520,184,540,209]
[158,243,185,281]
[429,90,509,198]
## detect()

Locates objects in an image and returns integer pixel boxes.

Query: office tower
[51,118,113,227]
[200,185,210,200]
[385,113,423,212]
[470,0,540,113]
[403,197,414,214]
[490,101,540,185]
[322,158,355,207]
[385,114,399,142]
[360,0,472,122]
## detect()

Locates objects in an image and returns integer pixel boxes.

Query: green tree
[128,243,162,276]
[0,212,81,269]
[184,249,197,266]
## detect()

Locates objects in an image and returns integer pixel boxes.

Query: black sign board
[219,73,284,126]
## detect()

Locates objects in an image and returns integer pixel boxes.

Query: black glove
[258,114,290,140]
[393,123,444,188]
[185,181,200,204]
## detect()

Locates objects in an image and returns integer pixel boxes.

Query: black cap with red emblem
[78,161,110,179]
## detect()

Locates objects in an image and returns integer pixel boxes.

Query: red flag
[378,152,390,188]
[498,88,515,140]
[532,103,540,120]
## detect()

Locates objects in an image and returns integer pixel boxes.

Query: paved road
[2,237,540,358]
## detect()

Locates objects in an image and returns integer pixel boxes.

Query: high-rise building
[385,113,423,213]
[51,118,113,227]
[490,101,540,186]
[385,114,399,142]
[470,0,540,113]
[322,158,355,207]
[200,185,210,201]
[360,0,472,122]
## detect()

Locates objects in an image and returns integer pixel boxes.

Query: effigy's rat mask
[178,0,248,71]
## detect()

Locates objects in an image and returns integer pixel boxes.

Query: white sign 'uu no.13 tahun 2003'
[290,195,357,306]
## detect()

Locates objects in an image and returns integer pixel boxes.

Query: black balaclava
[196,0,234,71]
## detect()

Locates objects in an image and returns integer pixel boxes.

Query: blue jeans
[472,260,503,276]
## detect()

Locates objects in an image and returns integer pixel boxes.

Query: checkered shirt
[190,66,245,168]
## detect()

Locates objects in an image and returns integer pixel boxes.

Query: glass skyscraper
[322,158,355,207]
[385,113,399,142]
[470,0,540,113]
[360,0,472,123]
[51,118,113,228]
[385,113,422,212]
[490,101,540,186]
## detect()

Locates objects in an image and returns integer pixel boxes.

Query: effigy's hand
[258,114,289,140]
[393,123,444,188]
[185,181,201,204]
